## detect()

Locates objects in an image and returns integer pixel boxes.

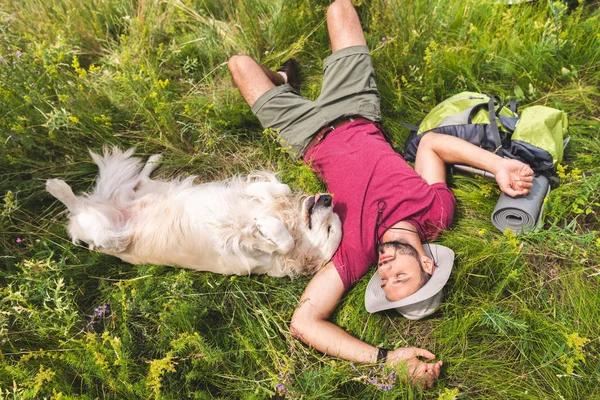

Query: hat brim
[365,244,454,317]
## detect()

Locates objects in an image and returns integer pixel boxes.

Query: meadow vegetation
[1,0,599,398]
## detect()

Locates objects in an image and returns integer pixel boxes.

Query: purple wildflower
[15,238,22,243]
[86,303,110,330]
[93,304,109,317]
[275,383,287,395]
[16,50,22,58]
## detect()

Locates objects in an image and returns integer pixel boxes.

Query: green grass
[1,0,599,398]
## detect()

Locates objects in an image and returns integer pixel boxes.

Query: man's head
[377,241,434,302]
[365,243,455,320]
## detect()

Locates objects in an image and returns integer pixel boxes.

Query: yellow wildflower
[157,79,169,89]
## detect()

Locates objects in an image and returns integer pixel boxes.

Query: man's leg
[315,0,381,123]
[229,55,324,157]
[228,55,285,107]
[327,0,367,52]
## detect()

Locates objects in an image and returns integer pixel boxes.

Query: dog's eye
[326,226,331,236]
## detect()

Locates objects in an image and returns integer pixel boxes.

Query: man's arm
[290,262,442,386]
[414,132,534,197]
[290,262,378,362]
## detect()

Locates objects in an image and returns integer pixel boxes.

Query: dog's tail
[89,147,142,201]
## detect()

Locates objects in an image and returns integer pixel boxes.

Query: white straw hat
[364,244,455,320]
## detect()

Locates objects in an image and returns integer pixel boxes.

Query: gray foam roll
[491,175,550,234]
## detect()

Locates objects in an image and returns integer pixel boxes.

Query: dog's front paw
[255,216,294,254]
[147,154,163,164]
[245,182,292,200]
[140,154,163,178]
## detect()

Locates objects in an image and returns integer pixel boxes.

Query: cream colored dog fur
[46,147,342,277]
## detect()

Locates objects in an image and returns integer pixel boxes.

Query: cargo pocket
[358,100,381,121]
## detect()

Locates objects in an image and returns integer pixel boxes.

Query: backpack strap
[476,125,485,145]
[509,98,518,114]
[487,97,503,154]
[399,121,420,132]
[467,102,489,123]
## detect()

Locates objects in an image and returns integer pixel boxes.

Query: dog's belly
[182,189,262,221]
[123,191,285,275]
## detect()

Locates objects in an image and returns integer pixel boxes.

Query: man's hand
[385,347,443,389]
[494,158,535,197]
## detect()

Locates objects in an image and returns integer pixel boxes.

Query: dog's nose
[317,194,332,207]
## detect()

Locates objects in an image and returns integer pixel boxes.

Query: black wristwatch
[377,347,390,363]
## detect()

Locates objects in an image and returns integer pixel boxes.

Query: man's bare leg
[229,0,365,107]
[327,0,367,52]
[228,55,285,107]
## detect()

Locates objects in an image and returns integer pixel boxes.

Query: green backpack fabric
[403,91,568,176]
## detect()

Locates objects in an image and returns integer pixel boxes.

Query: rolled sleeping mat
[491,174,551,234]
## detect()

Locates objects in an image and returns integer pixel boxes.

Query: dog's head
[46,179,131,253]
[298,194,342,262]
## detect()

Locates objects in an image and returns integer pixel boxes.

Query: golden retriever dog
[46,147,342,277]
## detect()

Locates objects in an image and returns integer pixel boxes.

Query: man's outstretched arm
[291,262,442,387]
[414,132,535,197]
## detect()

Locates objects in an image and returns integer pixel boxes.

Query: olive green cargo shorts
[251,45,381,159]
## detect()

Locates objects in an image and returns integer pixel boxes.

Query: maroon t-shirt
[304,119,455,291]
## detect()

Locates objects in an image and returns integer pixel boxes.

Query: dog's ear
[72,229,132,254]
[95,230,131,253]
[67,207,132,254]
[46,179,80,212]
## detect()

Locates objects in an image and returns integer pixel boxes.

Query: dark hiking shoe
[277,58,300,91]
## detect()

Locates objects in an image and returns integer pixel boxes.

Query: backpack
[402,92,568,177]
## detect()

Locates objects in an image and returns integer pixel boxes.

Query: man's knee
[227,54,253,77]
[327,0,354,22]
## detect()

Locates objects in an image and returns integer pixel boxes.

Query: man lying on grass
[228,0,534,387]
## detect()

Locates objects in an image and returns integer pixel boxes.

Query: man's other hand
[386,347,443,388]
[494,159,535,197]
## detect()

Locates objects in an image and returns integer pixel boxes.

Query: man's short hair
[377,240,432,287]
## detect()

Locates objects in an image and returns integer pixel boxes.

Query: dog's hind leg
[254,216,294,254]
[46,179,80,212]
